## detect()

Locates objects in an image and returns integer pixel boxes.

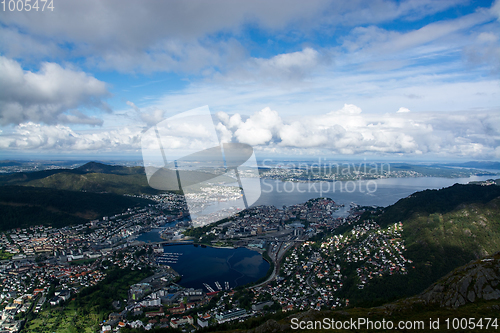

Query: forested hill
[0,185,154,231]
[339,183,500,306]
[0,162,161,195]
[376,183,500,228]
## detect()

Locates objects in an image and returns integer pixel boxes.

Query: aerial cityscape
[1,0,500,332]
[0,160,499,332]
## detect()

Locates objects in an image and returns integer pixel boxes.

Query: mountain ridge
[0,161,162,195]
[74,161,145,175]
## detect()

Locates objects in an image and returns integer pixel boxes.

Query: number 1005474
[2,0,54,11]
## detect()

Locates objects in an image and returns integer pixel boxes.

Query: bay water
[138,175,496,290]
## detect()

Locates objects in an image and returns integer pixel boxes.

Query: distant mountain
[74,161,145,175]
[0,161,162,195]
[446,161,500,170]
[26,171,160,195]
[0,185,154,231]
[0,168,76,184]
[0,160,24,167]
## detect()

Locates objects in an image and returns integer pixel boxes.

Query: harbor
[203,281,231,293]
[150,244,270,290]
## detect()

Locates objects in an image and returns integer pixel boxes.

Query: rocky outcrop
[418,251,500,308]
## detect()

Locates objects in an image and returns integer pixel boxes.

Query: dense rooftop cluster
[199,198,344,243]
[256,241,347,312]
[251,218,411,313]
[0,186,418,332]
[321,221,410,289]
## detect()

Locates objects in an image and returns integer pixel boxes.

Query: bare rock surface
[417,251,500,308]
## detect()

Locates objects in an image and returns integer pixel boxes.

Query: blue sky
[0,0,499,160]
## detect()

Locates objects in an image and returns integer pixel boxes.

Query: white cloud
[341,10,492,60]
[149,67,499,125]
[212,105,500,158]
[249,48,326,81]
[1,105,498,159]
[0,1,328,74]
[57,110,104,126]
[140,109,166,127]
[492,0,500,21]
[0,123,76,150]
[206,47,330,85]
[126,101,165,126]
[126,101,140,113]
[477,32,498,43]
[0,27,63,60]
[0,0,474,74]
[464,29,500,74]
[0,57,110,126]
[279,121,344,148]
[215,123,233,143]
[218,107,282,146]
[1,1,498,160]
[0,122,141,151]
[333,0,469,26]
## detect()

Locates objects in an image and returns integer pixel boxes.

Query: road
[253,235,304,288]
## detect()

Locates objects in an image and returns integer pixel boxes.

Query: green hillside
[0,185,154,231]
[336,184,500,306]
[376,183,500,227]
[25,171,160,195]
[0,161,163,195]
[73,161,145,175]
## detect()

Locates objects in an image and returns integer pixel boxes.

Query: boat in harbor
[203,283,215,293]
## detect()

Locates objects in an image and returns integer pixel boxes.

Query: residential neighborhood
[0,192,412,332]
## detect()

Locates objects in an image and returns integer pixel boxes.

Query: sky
[0,0,499,161]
